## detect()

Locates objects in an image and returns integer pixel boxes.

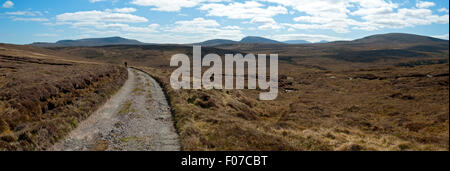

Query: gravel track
[50,68,180,151]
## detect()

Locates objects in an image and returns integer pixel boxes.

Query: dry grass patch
[0,45,127,150]
[138,63,448,151]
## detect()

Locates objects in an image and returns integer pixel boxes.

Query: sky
[0,0,448,44]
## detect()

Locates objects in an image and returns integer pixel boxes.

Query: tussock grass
[42,40,448,151]
[139,63,448,151]
[0,44,127,150]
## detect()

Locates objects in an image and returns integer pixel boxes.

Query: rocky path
[51,68,180,151]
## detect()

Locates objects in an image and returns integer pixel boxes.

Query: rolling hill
[240,36,283,44]
[192,39,239,46]
[283,40,311,44]
[35,33,448,66]
[30,37,145,47]
[213,33,448,64]
[336,33,448,45]
[195,36,293,46]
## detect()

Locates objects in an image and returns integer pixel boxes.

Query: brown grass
[30,41,449,151]
[138,63,448,151]
[0,44,127,150]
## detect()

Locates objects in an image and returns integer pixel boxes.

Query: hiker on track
[124,61,128,68]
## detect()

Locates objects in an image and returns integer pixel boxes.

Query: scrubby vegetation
[140,63,449,151]
[18,33,448,151]
[0,45,127,150]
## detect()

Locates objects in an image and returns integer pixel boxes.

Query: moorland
[0,33,448,151]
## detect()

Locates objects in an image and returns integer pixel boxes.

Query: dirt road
[51,68,180,151]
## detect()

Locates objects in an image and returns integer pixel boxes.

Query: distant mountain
[283,40,329,44]
[352,33,448,44]
[283,40,311,44]
[30,33,447,48]
[31,37,145,47]
[240,36,283,44]
[193,39,239,46]
[196,37,331,46]
[194,36,283,46]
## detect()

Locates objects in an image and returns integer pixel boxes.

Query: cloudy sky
[0,0,448,44]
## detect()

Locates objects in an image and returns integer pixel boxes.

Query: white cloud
[199,1,287,30]
[89,0,106,3]
[433,33,449,40]
[57,10,148,23]
[53,9,160,40]
[262,0,358,33]
[164,17,244,42]
[262,0,449,32]
[223,25,240,30]
[131,0,229,12]
[59,22,159,34]
[5,11,43,16]
[258,23,283,30]
[438,8,449,13]
[106,7,137,13]
[12,17,49,22]
[291,15,359,33]
[96,23,160,33]
[250,17,276,24]
[355,8,449,30]
[416,1,435,9]
[35,33,59,37]
[68,17,244,44]
[32,1,448,43]
[200,1,287,19]
[350,0,399,16]
[271,33,348,43]
[2,0,13,8]
[173,17,220,27]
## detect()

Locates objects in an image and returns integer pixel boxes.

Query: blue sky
[0,0,448,44]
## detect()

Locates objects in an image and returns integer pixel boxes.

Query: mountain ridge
[29,33,448,47]
[342,33,448,44]
[240,36,283,44]
[31,37,146,47]
[194,36,320,46]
